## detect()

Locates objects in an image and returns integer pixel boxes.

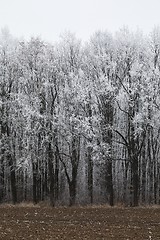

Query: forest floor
[0,205,159,239]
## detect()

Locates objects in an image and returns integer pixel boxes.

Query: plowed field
[0,205,159,239]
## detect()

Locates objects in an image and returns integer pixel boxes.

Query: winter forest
[1,27,160,208]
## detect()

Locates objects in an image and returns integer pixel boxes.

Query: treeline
[1,27,160,206]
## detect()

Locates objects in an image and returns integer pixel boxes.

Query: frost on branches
[0,28,160,206]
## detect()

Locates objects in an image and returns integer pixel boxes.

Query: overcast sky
[0,0,160,42]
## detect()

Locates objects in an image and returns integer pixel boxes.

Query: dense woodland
[1,27,160,207]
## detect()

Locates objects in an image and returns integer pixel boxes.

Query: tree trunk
[106,159,114,206]
[8,156,17,204]
[48,142,55,207]
[132,157,139,207]
[87,146,93,204]
[54,128,59,202]
[69,181,76,206]
[32,162,38,204]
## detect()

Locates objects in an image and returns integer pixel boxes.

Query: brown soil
[0,205,159,239]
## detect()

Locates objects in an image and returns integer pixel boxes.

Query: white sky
[0,0,160,42]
